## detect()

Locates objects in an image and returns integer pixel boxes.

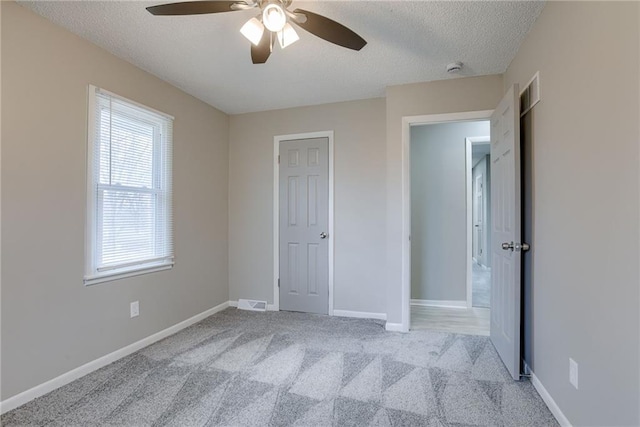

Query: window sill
[84,263,174,286]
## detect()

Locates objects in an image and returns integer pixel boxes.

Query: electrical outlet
[130,301,139,318]
[569,358,578,389]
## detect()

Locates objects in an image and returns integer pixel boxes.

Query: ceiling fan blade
[292,8,366,51]
[251,31,271,64]
[147,1,239,16]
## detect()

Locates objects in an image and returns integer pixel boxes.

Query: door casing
[273,131,334,314]
[401,111,494,333]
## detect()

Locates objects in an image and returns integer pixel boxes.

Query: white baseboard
[228,300,277,311]
[0,301,230,414]
[524,361,572,427]
[385,322,405,332]
[333,309,387,321]
[410,299,467,309]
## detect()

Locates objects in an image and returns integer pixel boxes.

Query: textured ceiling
[19,1,545,114]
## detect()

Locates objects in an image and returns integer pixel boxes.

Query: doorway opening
[404,113,492,336]
[401,86,523,380]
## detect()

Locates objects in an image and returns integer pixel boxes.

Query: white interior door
[279,137,329,315]
[473,174,485,265]
[490,85,522,380]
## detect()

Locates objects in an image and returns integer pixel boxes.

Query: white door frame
[466,136,491,309]
[401,111,493,332]
[273,131,335,314]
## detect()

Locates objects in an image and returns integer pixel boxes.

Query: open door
[490,85,523,380]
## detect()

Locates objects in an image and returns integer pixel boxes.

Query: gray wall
[505,2,639,425]
[385,76,504,325]
[410,121,489,302]
[228,98,387,315]
[1,2,229,400]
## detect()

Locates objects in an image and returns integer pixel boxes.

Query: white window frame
[84,85,174,286]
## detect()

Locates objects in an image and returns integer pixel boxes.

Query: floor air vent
[237,299,267,312]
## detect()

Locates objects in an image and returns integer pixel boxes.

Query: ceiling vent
[520,71,540,116]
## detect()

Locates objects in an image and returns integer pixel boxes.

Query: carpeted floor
[472,262,491,308]
[2,308,557,426]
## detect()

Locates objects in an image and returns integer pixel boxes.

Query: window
[85,85,173,285]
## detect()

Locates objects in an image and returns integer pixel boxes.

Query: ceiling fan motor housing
[258,0,292,9]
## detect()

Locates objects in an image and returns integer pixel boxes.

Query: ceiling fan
[146,0,367,64]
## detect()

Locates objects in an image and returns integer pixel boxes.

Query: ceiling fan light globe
[240,17,265,46]
[278,23,299,49]
[262,4,286,32]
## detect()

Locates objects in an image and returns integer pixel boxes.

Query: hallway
[411,306,490,336]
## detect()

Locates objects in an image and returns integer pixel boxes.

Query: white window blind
[85,86,174,285]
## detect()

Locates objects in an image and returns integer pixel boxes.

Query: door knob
[320,232,328,239]
[502,242,531,252]
[502,242,514,251]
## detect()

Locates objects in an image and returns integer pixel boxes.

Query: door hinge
[278,155,280,164]
[278,278,280,288]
